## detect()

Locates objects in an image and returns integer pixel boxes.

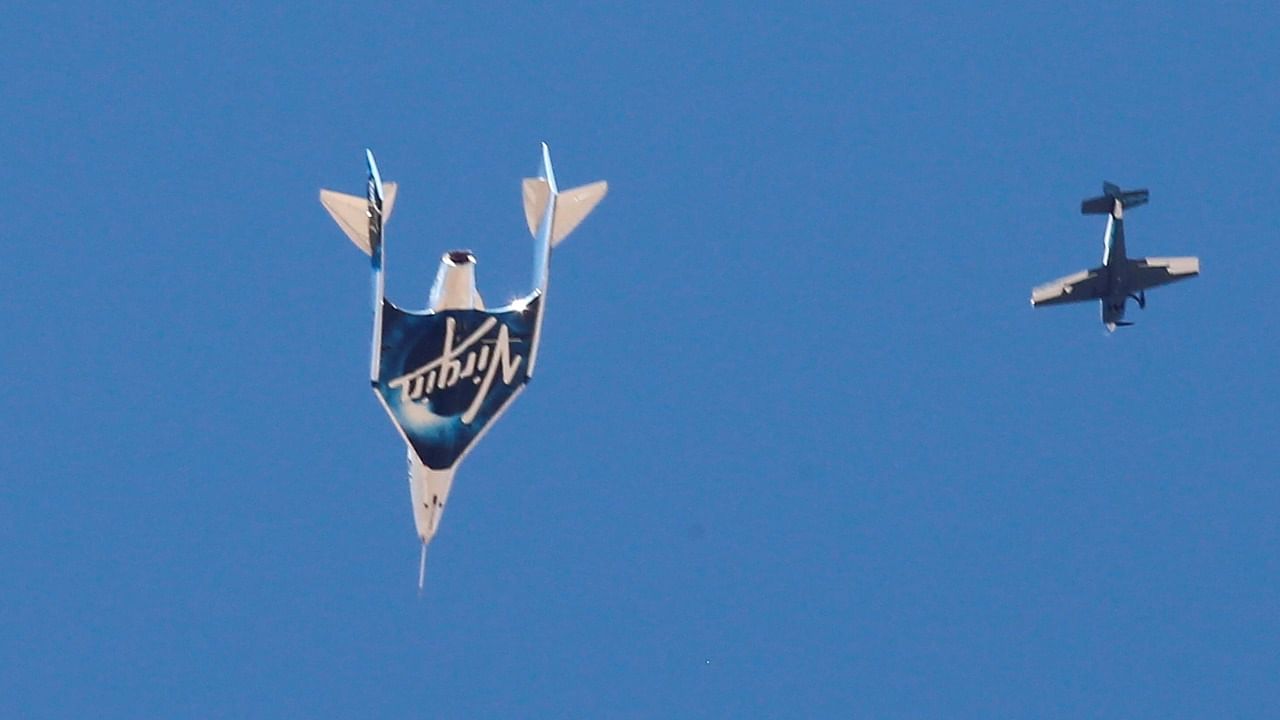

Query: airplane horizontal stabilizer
[522,178,551,238]
[551,181,608,246]
[1082,182,1147,215]
[522,179,608,246]
[320,182,398,255]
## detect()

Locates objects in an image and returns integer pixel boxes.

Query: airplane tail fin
[1082,182,1148,215]
[320,149,396,381]
[521,143,608,292]
[320,156,398,256]
[545,181,609,248]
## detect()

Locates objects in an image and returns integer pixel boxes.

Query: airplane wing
[1030,267,1107,307]
[1127,256,1200,292]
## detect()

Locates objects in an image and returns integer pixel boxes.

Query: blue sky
[2,3,1278,717]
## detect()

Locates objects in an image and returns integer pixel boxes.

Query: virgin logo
[388,317,524,424]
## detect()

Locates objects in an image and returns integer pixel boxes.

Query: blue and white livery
[321,145,607,583]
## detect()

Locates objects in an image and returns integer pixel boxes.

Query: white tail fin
[521,179,606,247]
[522,178,551,238]
[319,182,398,255]
[551,181,608,246]
[522,143,608,300]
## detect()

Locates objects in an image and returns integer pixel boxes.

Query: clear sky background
[2,3,1278,718]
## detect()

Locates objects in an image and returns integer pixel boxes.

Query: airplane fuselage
[1100,205,1131,329]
